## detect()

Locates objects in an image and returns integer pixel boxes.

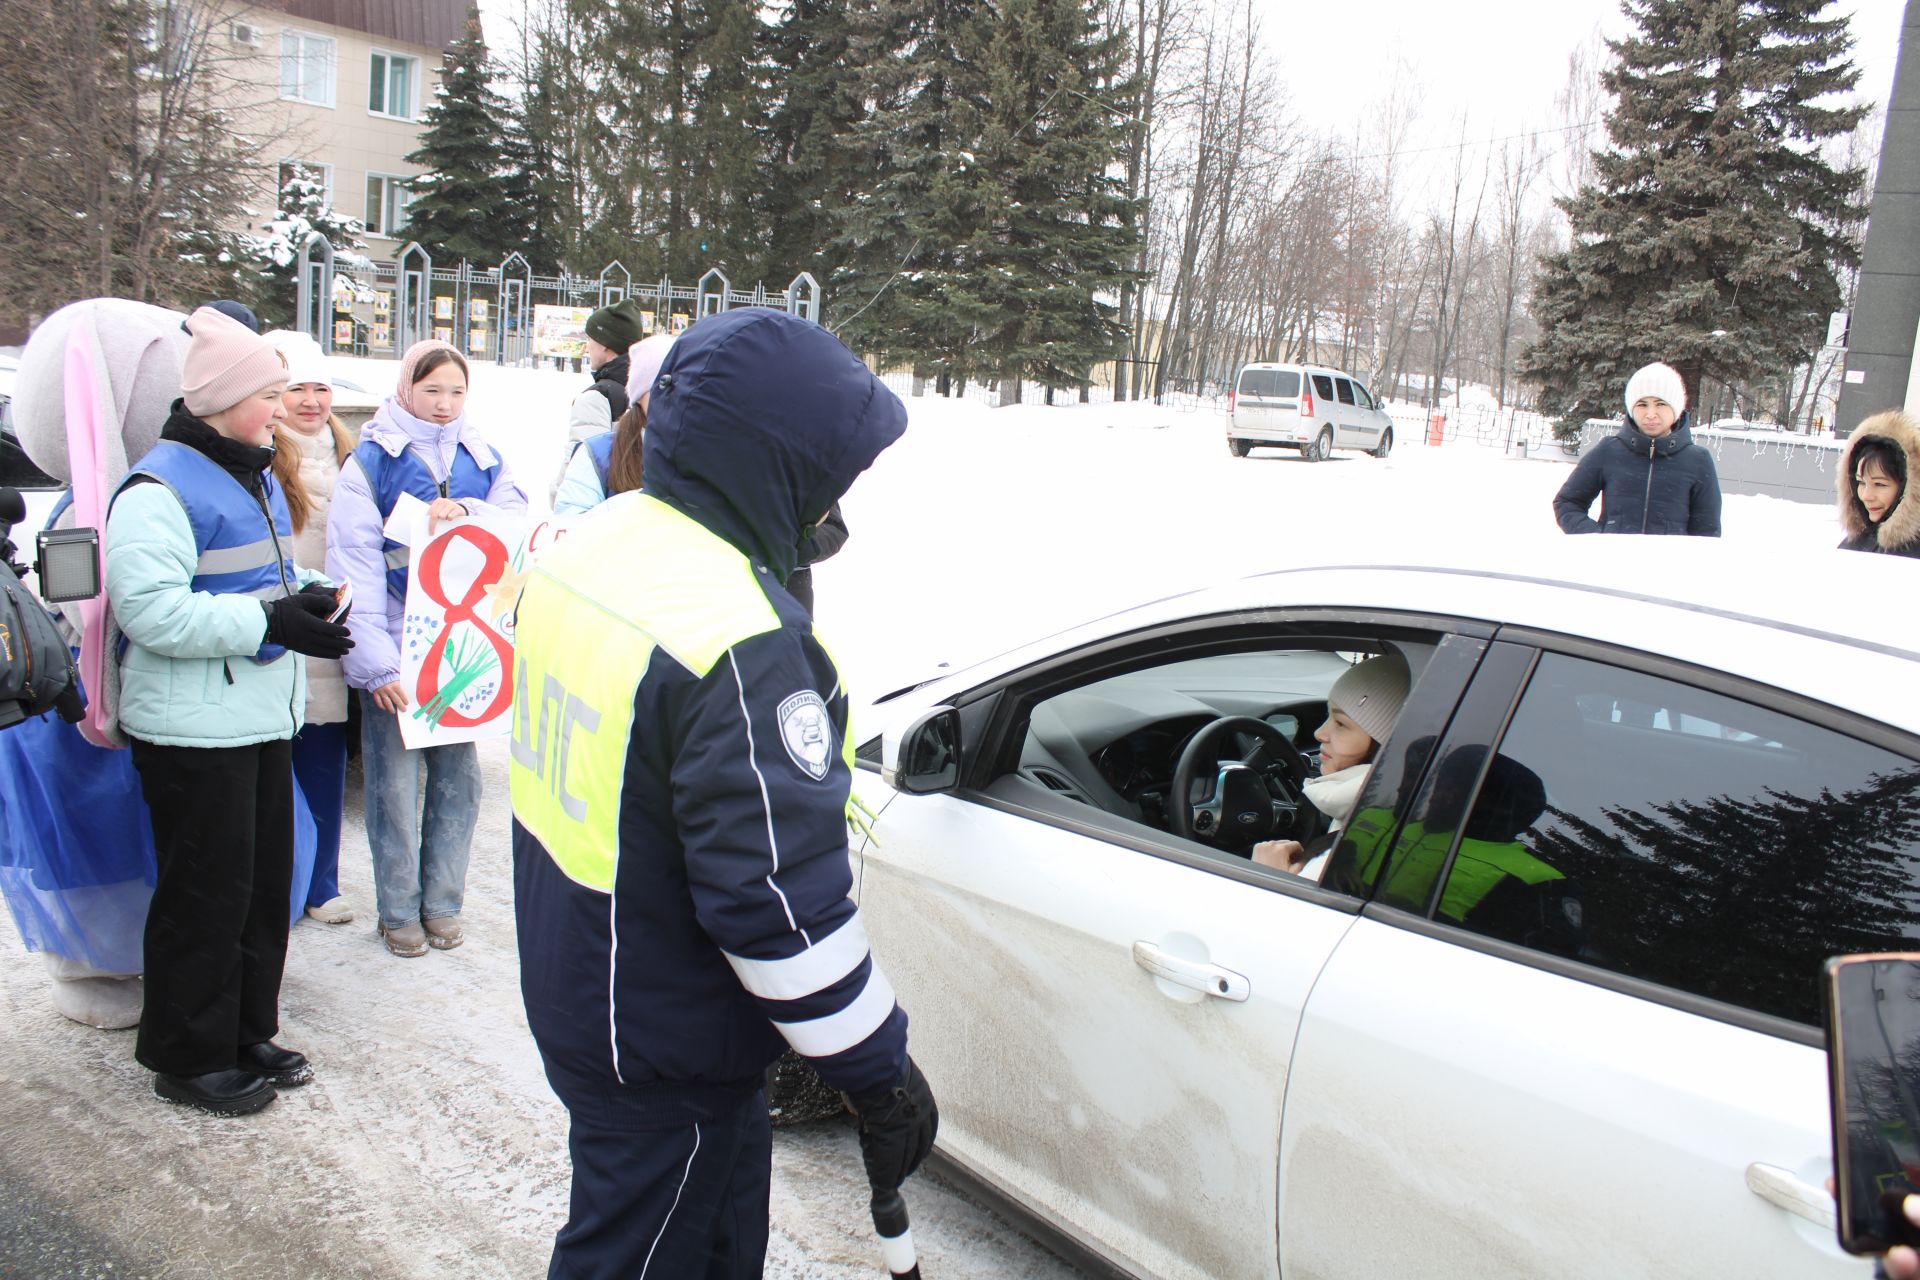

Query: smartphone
[326,579,353,624]
[1826,952,1920,1254]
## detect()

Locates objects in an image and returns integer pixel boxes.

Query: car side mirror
[884,705,960,795]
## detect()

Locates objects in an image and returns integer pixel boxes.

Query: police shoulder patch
[777,690,834,781]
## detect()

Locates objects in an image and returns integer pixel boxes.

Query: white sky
[1270,0,1907,191]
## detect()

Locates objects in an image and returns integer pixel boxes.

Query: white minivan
[1228,361,1394,460]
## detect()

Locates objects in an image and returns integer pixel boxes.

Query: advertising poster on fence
[386,498,575,749]
[532,305,593,360]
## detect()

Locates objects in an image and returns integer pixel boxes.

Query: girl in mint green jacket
[103,307,353,1118]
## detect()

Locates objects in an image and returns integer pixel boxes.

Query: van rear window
[1237,369,1300,399]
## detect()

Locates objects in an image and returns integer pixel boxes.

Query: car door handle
[1131,941,1250,1002]
[1745,1162,1834,1229]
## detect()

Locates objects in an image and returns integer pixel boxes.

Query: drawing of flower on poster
[395,513,573,750]
[398,515,523,750]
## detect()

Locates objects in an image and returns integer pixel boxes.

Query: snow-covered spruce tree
[829,0,992,390]
[242,171,371,328]
[945,0,1139,402]
[1521,0,1868,425]
[403,8,533,265]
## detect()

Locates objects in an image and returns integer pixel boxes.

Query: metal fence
[292,236,822,365]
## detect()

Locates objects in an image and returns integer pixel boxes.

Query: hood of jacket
[642,308,907,581]
[359,396,500,470]
[1837,410,1920,551]
[1615,412,1696,459]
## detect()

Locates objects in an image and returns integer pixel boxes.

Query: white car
[1227,362,1393,461]
[849,539,1920,1280]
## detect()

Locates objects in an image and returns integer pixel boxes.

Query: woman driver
[1252,651,1409,880]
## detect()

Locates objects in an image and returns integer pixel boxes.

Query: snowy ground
[0,357,1844,1278]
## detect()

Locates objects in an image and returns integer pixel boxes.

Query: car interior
[985,639,1434,860]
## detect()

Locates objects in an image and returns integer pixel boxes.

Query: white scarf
[1303,762,1372,830]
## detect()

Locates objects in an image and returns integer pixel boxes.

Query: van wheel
[1371,427,1392,459]
[1306,426,1333,462]
[1228,438,1251,458]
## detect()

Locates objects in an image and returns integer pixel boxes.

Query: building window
[279,30,336,106]
[365,174,412,238]
[277,160,334,204]
[368,50,418,119]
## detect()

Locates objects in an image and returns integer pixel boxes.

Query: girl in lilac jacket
[325,343,526,958]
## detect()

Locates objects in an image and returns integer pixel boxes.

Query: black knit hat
[585,298,646,352]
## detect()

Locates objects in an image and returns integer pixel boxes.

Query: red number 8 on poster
[413,524,515,729]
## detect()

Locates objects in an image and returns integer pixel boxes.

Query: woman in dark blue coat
[1554,362,1722,536]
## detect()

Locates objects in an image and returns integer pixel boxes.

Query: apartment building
[229,0,470,263]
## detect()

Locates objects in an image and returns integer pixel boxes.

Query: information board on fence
[384,497,574,749]
[532,305,593,360]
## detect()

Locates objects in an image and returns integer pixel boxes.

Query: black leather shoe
[237,1041,313,1087]
[153,1068,276,1116]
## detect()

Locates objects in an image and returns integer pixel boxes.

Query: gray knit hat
[1328,651,1411,746]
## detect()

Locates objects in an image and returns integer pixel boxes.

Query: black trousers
[130,736,294,1077]
[548,1084,772,1280]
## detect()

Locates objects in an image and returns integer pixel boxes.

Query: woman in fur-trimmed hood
[1836,410,1920,559]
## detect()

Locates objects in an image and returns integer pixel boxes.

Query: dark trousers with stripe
[549,1083,772,1280]
[130,736,293,1077]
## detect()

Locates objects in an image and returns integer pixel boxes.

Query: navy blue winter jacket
[509,309,910,1113]
[1554,414,1722,536]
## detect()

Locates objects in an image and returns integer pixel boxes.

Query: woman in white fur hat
[1553,361,1722,537]
[1252,650,1411,881]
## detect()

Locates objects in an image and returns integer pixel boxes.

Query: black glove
[847,1057,938,1194]
[299,580,348,622]
[262,593,354,659]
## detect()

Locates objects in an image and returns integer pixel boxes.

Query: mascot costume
[0,299,315,1030]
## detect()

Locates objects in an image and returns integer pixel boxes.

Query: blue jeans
[291,721,348,908]
[358,692,480,929]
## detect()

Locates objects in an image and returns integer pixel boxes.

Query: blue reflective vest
[121,440,297,663]
[585,431,614,494]
[352,438,502,601]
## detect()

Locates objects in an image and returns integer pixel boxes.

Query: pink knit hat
[626,333,678,406]
[395,339,467,417]
[181,306,288,416]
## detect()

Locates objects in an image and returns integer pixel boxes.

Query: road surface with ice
[0,360,1840,1278]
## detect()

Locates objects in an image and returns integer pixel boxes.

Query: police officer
[510,308,936,1278]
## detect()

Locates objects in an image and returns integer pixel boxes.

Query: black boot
[153,1068,276,1116]
[238,1041,313,1087]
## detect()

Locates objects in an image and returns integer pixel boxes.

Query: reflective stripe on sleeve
[384,545,411,570]
[723,913,871,1002]
[772,966,897,1058]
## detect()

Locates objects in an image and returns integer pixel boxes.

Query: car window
[1236,370,1300,399]
[1009,646,1440,878]
[1334,378,1356,406]
[1310,374,1335,401]
[1433,652,1920,1027]
[1350,382,1374,410]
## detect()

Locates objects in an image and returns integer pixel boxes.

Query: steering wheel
[1168,715,1320,851]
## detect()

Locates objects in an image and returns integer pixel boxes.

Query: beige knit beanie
[181,306,288,416]
[1328,651,1411,746]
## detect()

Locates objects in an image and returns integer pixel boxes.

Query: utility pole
[1838,0,1920,432]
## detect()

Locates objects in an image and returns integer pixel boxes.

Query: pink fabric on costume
[395,340,466,417]
[62,333,111,748]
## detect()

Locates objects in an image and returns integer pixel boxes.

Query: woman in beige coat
[267,332,358,923]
